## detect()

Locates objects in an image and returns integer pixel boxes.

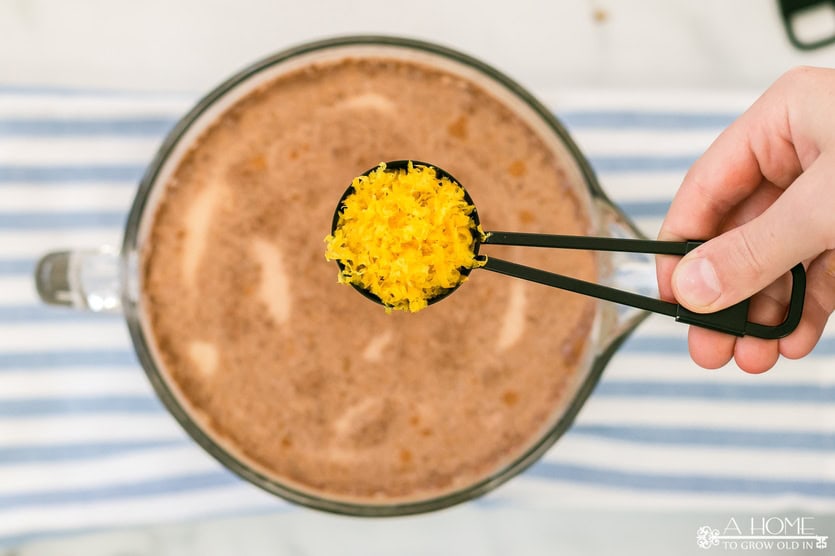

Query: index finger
[656,78,804,298]
[661,87,802,241]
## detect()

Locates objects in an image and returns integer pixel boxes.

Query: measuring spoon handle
[479,233,806,340]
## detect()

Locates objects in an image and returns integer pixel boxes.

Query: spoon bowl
[330,160,484,309]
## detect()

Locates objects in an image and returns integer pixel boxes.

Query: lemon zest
[325,162,483,312]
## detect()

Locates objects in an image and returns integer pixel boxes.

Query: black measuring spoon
[330,160,806,339]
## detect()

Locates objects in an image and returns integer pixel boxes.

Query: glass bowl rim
[121,34,645,517]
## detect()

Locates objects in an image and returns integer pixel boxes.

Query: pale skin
[657,66,835,374]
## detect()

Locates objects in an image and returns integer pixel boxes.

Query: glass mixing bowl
[35,35,655,516]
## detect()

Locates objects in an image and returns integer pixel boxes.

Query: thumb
[672,159,831,313]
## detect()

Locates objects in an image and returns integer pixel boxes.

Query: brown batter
[142,57,597,503]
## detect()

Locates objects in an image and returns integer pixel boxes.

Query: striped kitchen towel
[0,85,833,547]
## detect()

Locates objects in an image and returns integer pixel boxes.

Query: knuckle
[686,169,733,218]
[825,251,835,280]
[733,225,769,278]
[813,251,835,314]
[779,65,820,87]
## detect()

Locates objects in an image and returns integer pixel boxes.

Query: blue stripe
[0,111,735,141]
[618,200,670,218]
[0,258,34,276]
[0,305,122,324]
[0,165,145,183]
[1,336,834,371]
[0,203,666,231]
[0,84,195,98]
[570,424,835,451]
[6,377,835,419]
[622,335,835,355]
[0,439,189,464]
[619,335,688,354]
[0,471,240,511]
[589,155,697,173]
[0,350,136,370]
[0,425,824,466]
[0,211,125,229]
[0,118,175,137]
[0,304,663,331]
[0,426,828,467]
[0,158,689,185]
[0,396,163,417]
[561,110,736,130]
[595,380,835,403]
[527,461,835,497]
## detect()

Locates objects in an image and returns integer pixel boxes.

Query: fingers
[671,153,835,313]
[718,180,783,233]
[656,68,808,300]
[732,276,790,374]
[656,180,783,304]
[781,250,835,359]
[657,130,795,305]
[655,67,835,371]
[688,252,834,372]
[659,73,803,245]
[687,273,789,373]
[687,326,734,369]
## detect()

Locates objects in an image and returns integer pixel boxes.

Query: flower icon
[696,525,720,549]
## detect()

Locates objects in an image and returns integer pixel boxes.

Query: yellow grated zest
[324,162,485,313]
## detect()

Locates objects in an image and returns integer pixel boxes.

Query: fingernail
[675,257,721,308]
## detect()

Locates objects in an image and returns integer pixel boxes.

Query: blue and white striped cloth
[1,86,834,547]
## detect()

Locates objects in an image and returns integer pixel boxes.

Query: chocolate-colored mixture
[142,57,597,503]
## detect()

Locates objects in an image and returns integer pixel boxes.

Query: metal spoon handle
[479,234,806,340]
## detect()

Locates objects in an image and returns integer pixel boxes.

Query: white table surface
[1,0,834,94]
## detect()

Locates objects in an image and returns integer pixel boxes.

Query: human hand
[657,66,835,373]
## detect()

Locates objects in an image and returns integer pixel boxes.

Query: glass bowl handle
[34,247,122,313]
